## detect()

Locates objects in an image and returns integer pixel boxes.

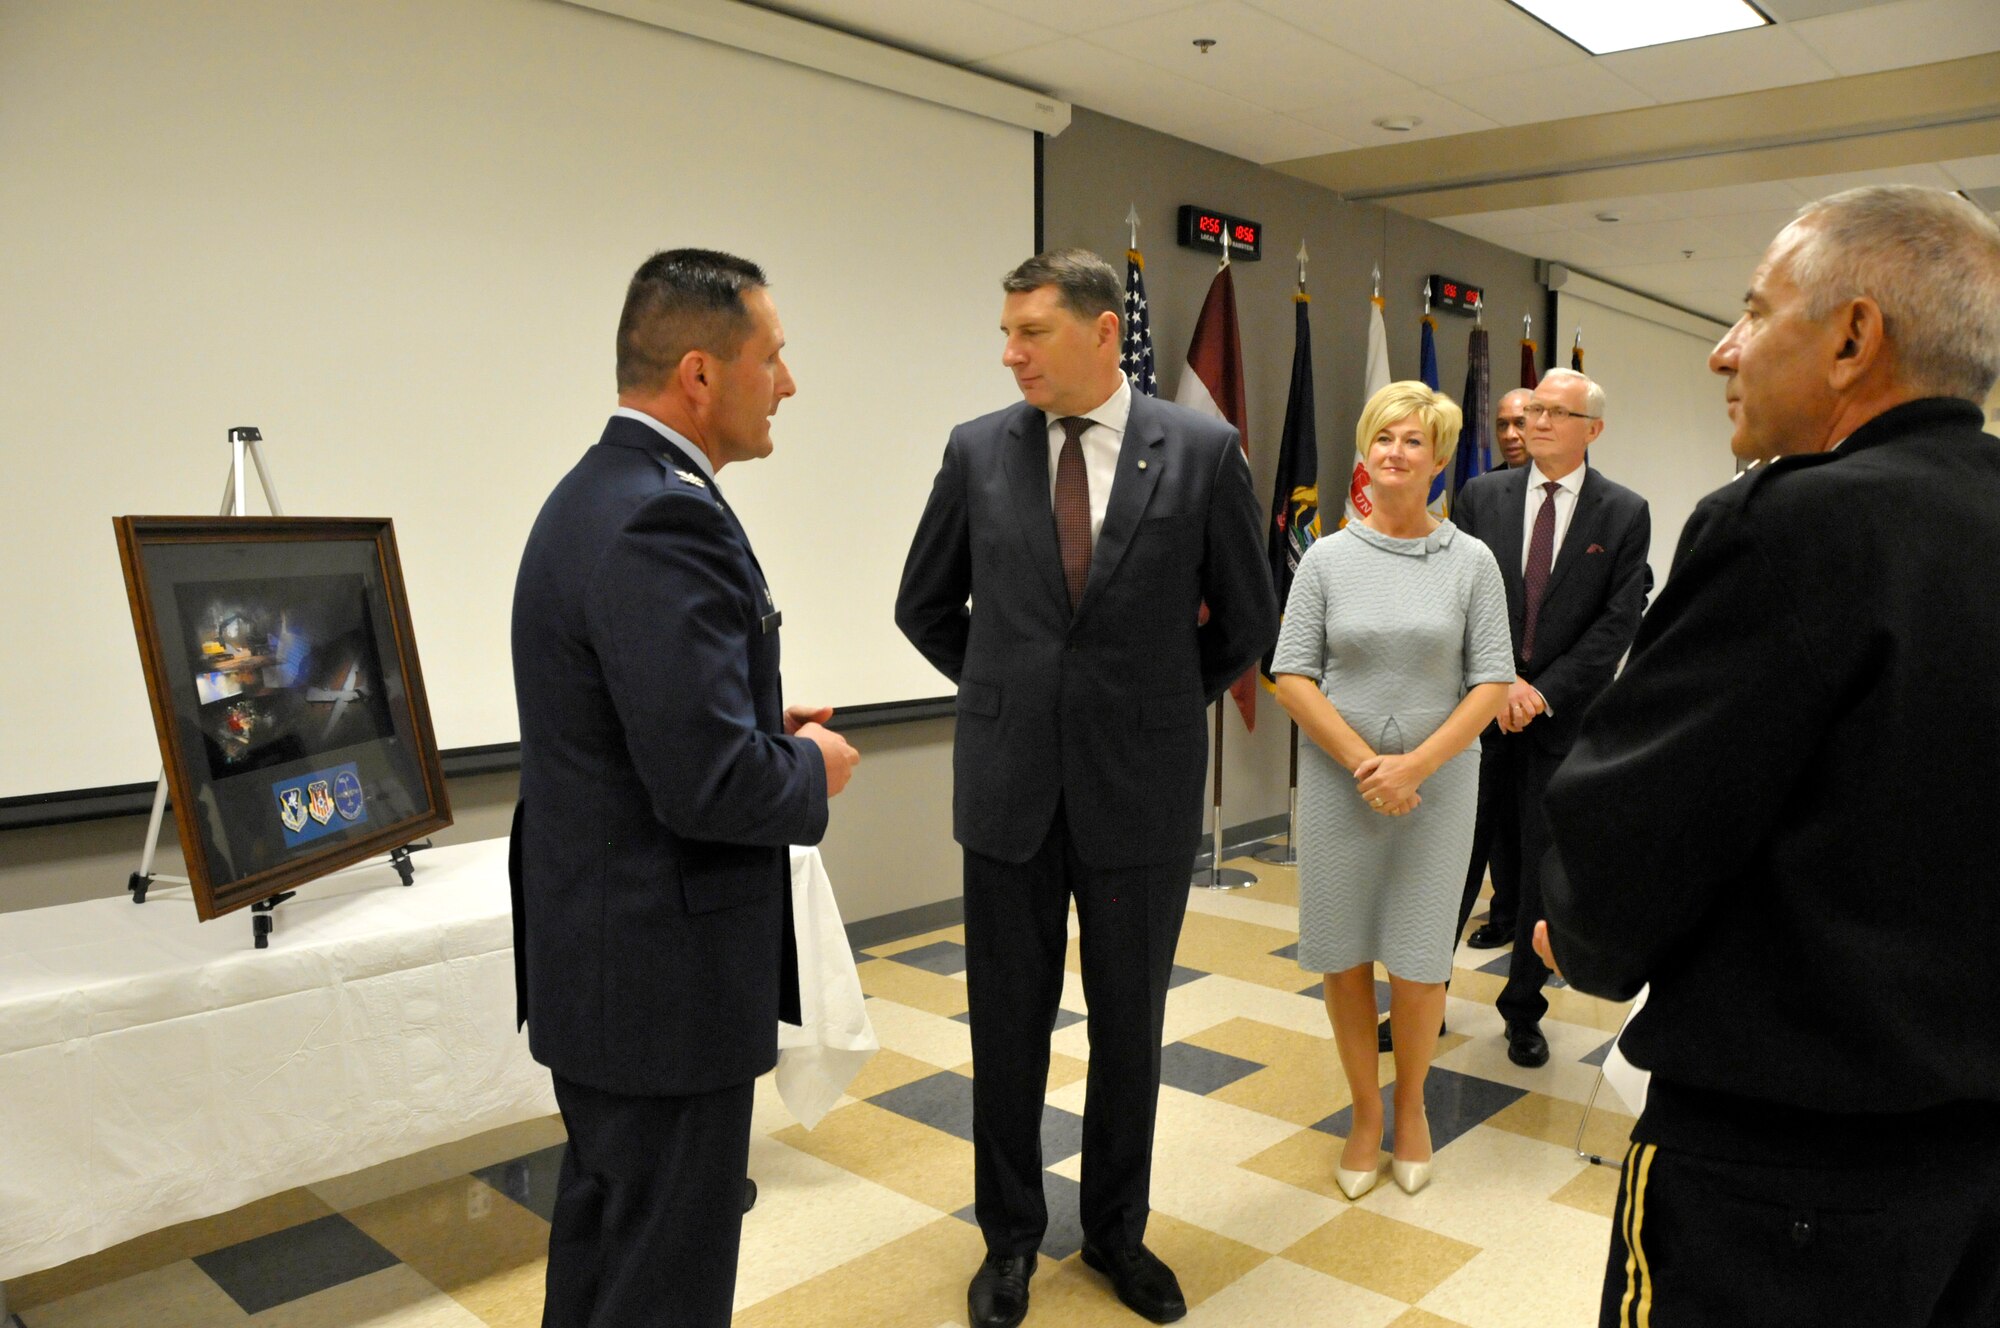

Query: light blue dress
[1270,520,1515,983]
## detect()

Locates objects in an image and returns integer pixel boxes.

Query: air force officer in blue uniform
[897,250,1279,1328]
[511,249,860,1328]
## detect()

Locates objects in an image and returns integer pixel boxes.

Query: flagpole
[1196,237,1255,891]
[1255,237,1312,870]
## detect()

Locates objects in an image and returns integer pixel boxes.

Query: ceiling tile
[1434,206,1573,239]
[1687,207,1814,256]
[1595,24,1840,101]
[1788,0,2000,75]
[1181,111,1359,164]
[973,37,1264,133]
[1536,194,1697,226]
[1939,154,2000,189]
[1430,61,1655,126]
[748,0,1060,62]
[1662,180,1818,218]
[1077,1,1408,112]
[1291,85,1500,146]
[977,0,1208,38]
[1246,0,1591,75]
[1785,162,1960,197]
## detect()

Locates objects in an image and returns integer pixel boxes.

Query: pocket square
[1586,542,1606,554]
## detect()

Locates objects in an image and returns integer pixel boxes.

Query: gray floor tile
[193,1213,399,1315]
[1159,1042,1262,1095]
[474,1142,566,1221]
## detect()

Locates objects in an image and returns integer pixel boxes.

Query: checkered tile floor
[4,848,1638,1328]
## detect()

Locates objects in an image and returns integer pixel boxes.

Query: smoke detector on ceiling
[1372,116,1422,132]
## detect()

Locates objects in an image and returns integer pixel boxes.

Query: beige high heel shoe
[1336,1158,1381,1200]
[1391,1156,1432,1195]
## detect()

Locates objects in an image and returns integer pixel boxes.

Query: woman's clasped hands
[1353,752,1428,817]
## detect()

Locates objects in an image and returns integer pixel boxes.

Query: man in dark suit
[896,250,1277,1328]
[1461,385,1535,950]
[1448,367,1650,1068]
[511,249,860,1328]
[1537,185,2000,1326]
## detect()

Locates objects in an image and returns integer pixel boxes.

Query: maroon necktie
[1522,480,1561,661]
[1054,416,1093,611]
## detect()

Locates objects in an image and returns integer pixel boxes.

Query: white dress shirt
[612,406,715,482]
[1044,375,1130,549]
[1521,459,1587,574]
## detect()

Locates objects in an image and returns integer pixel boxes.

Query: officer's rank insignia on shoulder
[673,468,707,488]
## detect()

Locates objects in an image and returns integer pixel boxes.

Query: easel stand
[1192,705,1257,890]
[1252,723,1300,865]
[125,426,430,948]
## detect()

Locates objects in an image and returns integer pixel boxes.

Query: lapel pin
[1137,459,1148,470]
[673,468,707,488]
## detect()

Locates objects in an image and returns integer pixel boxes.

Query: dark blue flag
[1265,292,1320,663]
[1121,249,1157,396]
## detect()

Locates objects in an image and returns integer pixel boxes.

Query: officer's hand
[785,703,834,736]
[798,722,859,796]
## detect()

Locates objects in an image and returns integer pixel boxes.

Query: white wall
[1554,276,1735,588]
[0,0,1033,798]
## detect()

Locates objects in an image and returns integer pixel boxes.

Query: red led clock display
[1177,205,1263,261]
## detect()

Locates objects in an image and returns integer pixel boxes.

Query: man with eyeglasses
[1447,367,1651,1068]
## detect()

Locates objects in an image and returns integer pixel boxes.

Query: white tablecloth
[0,837,874,1283]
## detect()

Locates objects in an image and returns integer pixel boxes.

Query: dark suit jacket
[895,392,1279,868]
[1452,462,1653,754]
[1543,397,2000,1113]
[510,416,821,1098]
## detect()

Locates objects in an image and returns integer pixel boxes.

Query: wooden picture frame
[114,516,452,919]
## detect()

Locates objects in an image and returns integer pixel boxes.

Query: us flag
[1121,248,1158,396]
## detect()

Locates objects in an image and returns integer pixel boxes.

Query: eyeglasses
[1526,402,1598,423]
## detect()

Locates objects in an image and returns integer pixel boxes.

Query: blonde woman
[1272,381,1512,1198]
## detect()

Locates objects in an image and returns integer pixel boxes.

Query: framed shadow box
[114,516,452,918]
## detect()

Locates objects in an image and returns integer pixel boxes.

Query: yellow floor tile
[731,1215,1001,1328]
[343,1177,552,1328]
[840,1046,952,1101]
[17,1260,250,1328]
[250,1264,487,1327]
[1282,1208,1480,1305]
[1542,986,1633,1033]
[1171,914,1310,993]
[1045,1051,1090,1092]
[1386,1309,1474,1328]
[1183,1017,1352,1127]
[864,925,966,959]
[310,1115,568,1213]
[1549,1162,1626,1219]
[6,1188,335,1312]
[736,1140,950,1308]
[1132,1208,1270,1308]
[1238,1126,1351,1201]
[1191,1255,1407,1328]
[1227,857,1301,908]
[1481,1092,1635,1164]
[771,1100,973,1212]
[855,958,971,1018]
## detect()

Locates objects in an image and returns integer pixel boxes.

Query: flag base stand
[1192,706,1256,890]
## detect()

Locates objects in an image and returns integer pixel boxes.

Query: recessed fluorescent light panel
[1504,0,1770,54]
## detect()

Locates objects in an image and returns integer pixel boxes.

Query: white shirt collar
[612,406,715,482]
[1045,374,1132,437]
[1527,458,1586,495]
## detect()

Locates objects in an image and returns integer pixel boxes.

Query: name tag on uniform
[761,609,782,635]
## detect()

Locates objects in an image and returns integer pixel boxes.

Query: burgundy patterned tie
[1054,416,1093,612]
[1522,480,1561,661]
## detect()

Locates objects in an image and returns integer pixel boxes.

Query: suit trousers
[1599,1139,2000,1327]
[544,1073,755,1328]
[962,800,1193,1258]
[1495,733,1564,1027]
[1454,729,1522,943]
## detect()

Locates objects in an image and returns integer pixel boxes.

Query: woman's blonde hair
[1355,380,1463,472]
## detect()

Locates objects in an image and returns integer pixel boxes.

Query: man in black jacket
[897,250,1277,1328]
[512,250,859,1327]
[1540,185,2000,1326]
[1449,368,1652,1068]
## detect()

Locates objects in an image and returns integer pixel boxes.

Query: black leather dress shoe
[1081,1242,1187,1323]
[743,1178,757,1213]
[968,1254,1034,1328]
[1376,1016,1447,1052]
[1506,1020,1550,1068]
[1466,922,1513,949]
